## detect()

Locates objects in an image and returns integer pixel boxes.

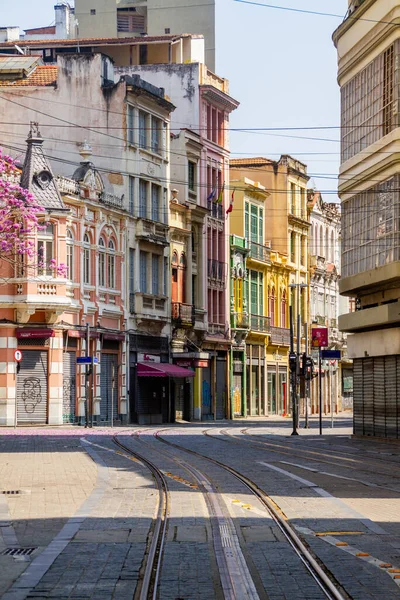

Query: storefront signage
[175,360,193,368]
[67,330,100,339]
[16,328,54,339]
[14,350,23,362]
[273,353,283,361]
[311,327,328,348]
[138,353,160,363]
[103,333,125,341]
[194,360,209,368]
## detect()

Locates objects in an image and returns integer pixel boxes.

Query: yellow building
[229,177,292,416]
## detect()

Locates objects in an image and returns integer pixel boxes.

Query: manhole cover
[1,491,21,495]
[2,548,36,557]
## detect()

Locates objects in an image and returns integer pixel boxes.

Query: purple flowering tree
[0,150,67,278]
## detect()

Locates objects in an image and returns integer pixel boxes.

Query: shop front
[246,344,265,416]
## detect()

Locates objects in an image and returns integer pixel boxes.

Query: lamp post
[289,283,308,435]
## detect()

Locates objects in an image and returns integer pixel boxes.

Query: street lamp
[289,283,308,436]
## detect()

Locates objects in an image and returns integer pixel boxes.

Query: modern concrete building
[333,0,400,438]
[74,0,215,70]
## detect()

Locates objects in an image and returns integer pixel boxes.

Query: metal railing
[208,259,225,282]
[231,312,249,329]
[129,292,135,314]
[100,191,124,209]
[250,241,271,263]
[171,302,195,326]
[250,314,271,333]
[208,200,223,220]
[270,326,291,346]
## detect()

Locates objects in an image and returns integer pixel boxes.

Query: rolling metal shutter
[385,356,397,438]
[363,358,374,436]
[353,359,364,436]
[373,357,385,437]
[17,350,48,424]
[216,358,227,420]
[100,354,119,424]
[63,351,76,424]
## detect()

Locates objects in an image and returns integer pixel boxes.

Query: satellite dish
[14,45,25,55]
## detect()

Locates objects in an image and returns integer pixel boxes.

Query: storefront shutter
[100,354,119,424]
[63,351,76,424]
[17,350,48,424]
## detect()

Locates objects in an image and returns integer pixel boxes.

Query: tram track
[208,428,400,489]
[152,429,349,600]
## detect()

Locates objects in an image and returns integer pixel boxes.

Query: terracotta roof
[0,65,57,87]
[230,157,275,167]
[24,26,56,34]
[0,33,200,47]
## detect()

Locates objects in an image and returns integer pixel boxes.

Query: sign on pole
[311,327,328,348]
[14,350,23,363]
[77,356,99,365]
[321,350,341,360]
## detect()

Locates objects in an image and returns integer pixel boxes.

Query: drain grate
[1,491,21,495]
[2,548,36,557]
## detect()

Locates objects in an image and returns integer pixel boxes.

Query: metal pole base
[291,430,299,436]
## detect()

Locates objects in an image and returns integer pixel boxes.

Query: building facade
[333,0,400,438]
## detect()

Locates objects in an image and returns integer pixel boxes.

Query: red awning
[137,362,195,378]
[16,328,54,339]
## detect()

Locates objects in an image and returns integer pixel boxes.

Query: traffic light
[289,352,297,373]
[302,354,314,380]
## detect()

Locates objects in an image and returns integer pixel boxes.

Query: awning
[137,362,195,378]
[16,328,54,339]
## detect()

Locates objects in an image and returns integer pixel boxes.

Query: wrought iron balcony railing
[171,302,195,326]
[208,259,225,282]
[231,312,249,330]
[250,241,271,263]
[270,326,291,346]
[250,314,271,333]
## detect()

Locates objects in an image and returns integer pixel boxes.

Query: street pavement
[0,414,399,599]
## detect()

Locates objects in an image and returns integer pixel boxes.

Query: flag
[226,190,234,215]
[216,182,225,204]
[207,186,216,202]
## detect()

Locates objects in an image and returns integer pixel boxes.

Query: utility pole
[85,323,90,429]
[289,305,298,436]
[289,283,308,434]
[304,322,310,429]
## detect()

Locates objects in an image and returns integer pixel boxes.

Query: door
[268,370,277,415]
[100,354,119,424]
[233,374,243,416]
[17,350,48,424]
[202,366,212,418]
[278,370,287,416]
[216,358,226,420]
[63,351,76,424]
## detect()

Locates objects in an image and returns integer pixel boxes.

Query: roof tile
[0,66,58,87]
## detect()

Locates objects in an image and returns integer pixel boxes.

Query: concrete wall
[75,0,117,38]
[147,0,215,70]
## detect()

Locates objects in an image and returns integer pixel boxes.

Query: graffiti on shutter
[17,350,47,424]
[63,352,76,424]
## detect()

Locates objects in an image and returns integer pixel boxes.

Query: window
[83,233,90,285]
[245,202,264,245]
[300,235,306,266]
[269,287,276,326]
[108,240,116,289]
[320,225,324,258]
[129,176,135,215]
[188,161,196,192]
[151,184,160,222]
[281,290,287,327]
[129,248,135,294]
[290,183,296,214]
[99,237,106,287]
[139,44,148,65]
[165,27,170,34]
[250,270,263,315]
[127,105,134,145]
[37,223,54,276]
[66,229,74,281]
[139,111,147,149]
[117,8,145,33]
[152,254,160,295]
[290,232,296,263]
[140,251,147,292]
[139,179,147,218]
[90,8,96,15]
[300,187,306,218]
[151,116,161,154]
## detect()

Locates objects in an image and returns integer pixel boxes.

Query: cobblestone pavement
[0,416,399,599]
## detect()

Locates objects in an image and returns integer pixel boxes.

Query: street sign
[321,350,341,360]
[14,350,23,363]
[77,357,99,365]
[311,327,328,348]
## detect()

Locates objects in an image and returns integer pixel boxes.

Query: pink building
[0,126,127,426]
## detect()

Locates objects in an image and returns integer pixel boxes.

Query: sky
[0,0,348,200]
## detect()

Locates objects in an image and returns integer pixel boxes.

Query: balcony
[172,302,195,327]
[208,259,226,288]
[208,323,226,335]
[231,312,249,330]
[55,175,79,196]
[250,242,271,264]
[270,326,291,346]
[133,293,168,321]
[99,191,124,210]
[136,219,168,246]
[208,201,223,220]
[250,314,271,333]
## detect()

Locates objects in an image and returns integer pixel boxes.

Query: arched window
[320,225,324,258]
[99,237,106,287]
[290,232,296,262]
[108,239,116,289]
[269,286,276,326]
[37,222,54,276]
[330,230,335,263]
[66,229,74,281]
[314,224,318,256]
[171,251,179,302]
[83,233,90,285]
[281,290,287,327]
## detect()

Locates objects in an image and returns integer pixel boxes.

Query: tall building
[333,0,400,438]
